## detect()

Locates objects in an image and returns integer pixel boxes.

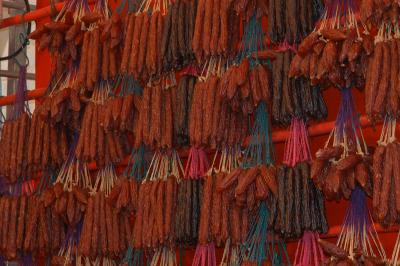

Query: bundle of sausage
[371,118,400,226]
[192,0,241,62]
[25,89,79,175]
[102,93,141,134]
[50,182,88,226]
[372,142,400,226]
[210,165,277,245]
[159,0,196,73]
[311,89,372,200]
[29,5,119,87]
[175,179,202,246]
[77,12,123,90]
[188,75,249,149]
[171,74,196,147]
[79,190,132,258]
[29,10,79,81]
[365,25,400,120]
[0,191,67,260]
[0,112,31,183]
[269,162,328,238]
[360,0,399,25]
[267,0,323,43]
[37,87,82,130]
[121,10,163,80]
[289,0,372,90]
[133,81,174,149]
[312,147,373,201]
[75,98,131,166]
[272,50,327,125]
[219,59,271,111]
[198,174,248,247]
[318,239,385,266]
[289,29,371,90]
[132,176,177,249]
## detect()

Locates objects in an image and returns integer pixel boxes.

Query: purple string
[0,177,23,196]
[0,177,7,194]
[12,66,27,120]
[19,254,34,266]
[61,222,83,252]
[344,186,371,232]
[323,0,356,19]
[335,88,359,145]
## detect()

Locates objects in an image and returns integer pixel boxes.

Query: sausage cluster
[192,0,241,61]
[75,100,131,166]
[175,179,202,246]
[0,113,31,183]
[132,177,177,249]
[311,146,373,201]
[267,0,322,43]
[372,142,400,227]
[219,59,271,110]
[79,185,133,258]
[269,162,328,239]
[365,28,400,119]
[0,195,64,260]
[133,84,174,149]
[209,165,277,245]
[318,239,386,266]
[272,50,327,125]
[188,76,249,148]
[289,29,371,90]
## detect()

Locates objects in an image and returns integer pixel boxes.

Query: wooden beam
[2,0,36,11]
[0,69,35,80]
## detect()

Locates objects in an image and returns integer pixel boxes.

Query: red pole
[0,2,65,29]
[0,88,46,106]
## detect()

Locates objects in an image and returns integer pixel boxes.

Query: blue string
[120,75,143,96]
[116,0,141,14]
[123,144,147,181]
[242,102,275,168]
[237,14,270,68]
[241,202,290,266]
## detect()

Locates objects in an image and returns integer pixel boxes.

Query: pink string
[293,231,325,266]
[283,118,312,167]
[275,39,298,53]
[179,64,200,77]
[184,147,209,179]
[192,243,216,266]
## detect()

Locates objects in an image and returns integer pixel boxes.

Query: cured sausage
[199,175,213,244]
[121,14,135,73]
[165,177,176,240]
